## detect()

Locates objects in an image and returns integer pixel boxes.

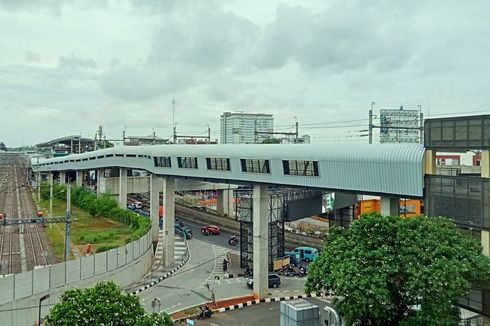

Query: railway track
[0,153,56,275]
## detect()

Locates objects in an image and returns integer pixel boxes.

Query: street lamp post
[38,294,50,325]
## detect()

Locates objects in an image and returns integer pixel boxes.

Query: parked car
[201,225,220,235]
[127,203,135,210]
[286,247,319,263]
[247,273,281,289]
[134,201,143,209]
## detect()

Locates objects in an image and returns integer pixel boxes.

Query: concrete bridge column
[253,184,269,299]
[118,168,127,209]
[380,197,399,216]
[482,150,490,257]
[162,178,175,267]
[96,169,104,197]
[76,170,83,187]
[48,172,54,218]
[150,174,162,243]
[59,171,66,185]
[482,151,490,321]
[424,149,436,175]
[216,188,234,217]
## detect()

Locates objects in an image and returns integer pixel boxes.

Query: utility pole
[207,125,211,144]
[64,184,71,262]
[173,124,177,144]
[295,117,299,143]
[172,97,176,143]
[418,105,424,145]
[254,120,257,144]
[368,101,375,144]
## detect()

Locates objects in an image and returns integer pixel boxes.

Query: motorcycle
[197,305,214,320]
[243,267,253,277]
[228,236,238,246]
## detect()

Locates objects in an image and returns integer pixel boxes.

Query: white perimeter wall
[0,231,153,326]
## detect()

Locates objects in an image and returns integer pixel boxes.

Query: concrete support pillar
[59,171,66,185]
[118,168,127,209]
[76,170,83,187]
[380,197,399,216]
[424,149,436,175]
[253,184,268,299]
[162,178,175,267]
[216,188,235,217]
[150,174,162,243]
[48,172,53,218]
[96,169,104,197]
[482,231,490,257]
[482,150,489,178]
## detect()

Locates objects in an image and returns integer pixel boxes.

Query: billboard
[380,109,420,143]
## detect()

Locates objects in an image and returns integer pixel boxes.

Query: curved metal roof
[32,143,425,197]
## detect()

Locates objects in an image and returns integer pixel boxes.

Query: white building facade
[220,112,274,144]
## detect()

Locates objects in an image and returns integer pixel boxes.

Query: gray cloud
[1,0,490,147]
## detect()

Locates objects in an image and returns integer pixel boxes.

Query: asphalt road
[180,217,240,251]
[177,297,334,326]
[137,217,307,315]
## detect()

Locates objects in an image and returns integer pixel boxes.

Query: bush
[70,187,150,242]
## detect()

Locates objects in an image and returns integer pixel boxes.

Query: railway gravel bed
[0,153,57,275]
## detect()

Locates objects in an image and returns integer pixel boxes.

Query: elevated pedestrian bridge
[31,143,426,299]
[32,143,425,198]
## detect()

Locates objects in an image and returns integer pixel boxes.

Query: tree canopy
[305,214,490,325]
[45,281,171,326]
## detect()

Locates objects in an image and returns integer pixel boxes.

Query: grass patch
[39,196,133,257]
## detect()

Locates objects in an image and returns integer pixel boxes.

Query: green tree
[261,138,281,144]
[45,281,171,326]
[306,214,490,325]
[0,141,6,151]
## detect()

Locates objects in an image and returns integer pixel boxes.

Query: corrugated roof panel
[32,143,425,197]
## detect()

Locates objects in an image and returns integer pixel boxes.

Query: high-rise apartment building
[220,112,274,144]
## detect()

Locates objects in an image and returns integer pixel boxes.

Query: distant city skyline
[1,1,490,147]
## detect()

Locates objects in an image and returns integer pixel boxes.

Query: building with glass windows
[424,114,490,317]
[220,112,273,144]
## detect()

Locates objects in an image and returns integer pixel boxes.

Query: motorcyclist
[228,235,238,245]
[198,304,212,319]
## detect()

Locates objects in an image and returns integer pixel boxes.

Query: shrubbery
[41,184,150,249]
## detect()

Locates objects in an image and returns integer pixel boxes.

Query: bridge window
[126,154,136,158]
[206,158,230,171]
[89,157,95,160]
[106,154,114,158]
[178,157,198,169]
[283,160,319,176]
[154,156,172,168]
[240,159,270,174]
[97,155,104,159]
[82,158,88,161]
[115,154,124,157]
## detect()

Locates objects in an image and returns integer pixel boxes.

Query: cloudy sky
[1,0,489,147]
